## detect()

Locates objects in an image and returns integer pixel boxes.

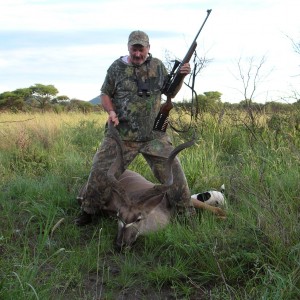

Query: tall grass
[0,111,299,299]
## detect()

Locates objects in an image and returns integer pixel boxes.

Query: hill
[89,95,101,105]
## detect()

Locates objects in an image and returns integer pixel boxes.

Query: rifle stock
[153,9,212,132]
[153,96,173,132]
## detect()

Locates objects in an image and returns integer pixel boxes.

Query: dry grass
[0,112,107,151]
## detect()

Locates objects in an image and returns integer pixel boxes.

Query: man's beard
[131,56,145,66]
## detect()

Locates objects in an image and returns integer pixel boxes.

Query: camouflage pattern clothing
[101,55,167,141]
[79,55,194,215]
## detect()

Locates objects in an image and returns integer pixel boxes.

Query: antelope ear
[141,194,165,213]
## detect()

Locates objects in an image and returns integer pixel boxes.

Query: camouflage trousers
[79,132,194,215]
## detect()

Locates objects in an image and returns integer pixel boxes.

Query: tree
[197,91,222,112]
[232,56,271,127]
[14,88,32,100]
[233,55,269,103]
[52,95,70,104]
[68,99,94,113]
[286,34,300,56]
[56,95,70,102]
[29,84,59,111]
[0,91,26,111]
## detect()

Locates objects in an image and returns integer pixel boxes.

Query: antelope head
[115,189,169,250]
[107,122,195,250]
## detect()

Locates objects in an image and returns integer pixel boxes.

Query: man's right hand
[108,110,119,126]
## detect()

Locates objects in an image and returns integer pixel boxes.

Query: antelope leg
[191,198,226,219]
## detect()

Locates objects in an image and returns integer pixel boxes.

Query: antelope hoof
[74,211,92,226]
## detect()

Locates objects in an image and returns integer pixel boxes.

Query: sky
[0,0,299,104]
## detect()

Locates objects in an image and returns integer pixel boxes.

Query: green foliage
[0,84,102,113]
[0,91,26,111]
[0,111,300,299]
[28,83,59,111]
[198,91,222,112]
[68,99,95,113]
[30,83,58,96]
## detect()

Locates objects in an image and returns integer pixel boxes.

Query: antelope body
[77,123,226,250]
[114,169,173,249]
[118,169,173,232]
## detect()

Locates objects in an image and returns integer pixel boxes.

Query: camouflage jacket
[101,55,168,141]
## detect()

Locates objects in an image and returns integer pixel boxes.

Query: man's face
[128,44,150,65]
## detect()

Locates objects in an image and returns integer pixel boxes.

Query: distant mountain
[89,95,101,105]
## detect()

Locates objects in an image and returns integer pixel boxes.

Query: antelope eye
[136,215,142,222]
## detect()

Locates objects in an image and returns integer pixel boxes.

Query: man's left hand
[179,63,191,76]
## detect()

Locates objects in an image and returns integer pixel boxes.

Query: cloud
[0,0,299,103]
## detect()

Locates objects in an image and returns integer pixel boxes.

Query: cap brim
[128,40,148,47]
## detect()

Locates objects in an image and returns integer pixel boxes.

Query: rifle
[153,9,212,132]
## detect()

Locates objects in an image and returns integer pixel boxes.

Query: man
[76,30,194,225]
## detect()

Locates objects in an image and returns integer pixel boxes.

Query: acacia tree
[197,91,222,112]
[51,95,70,105]
[29,84,58,112]
[0,88,32,111]
[0,91,24,110]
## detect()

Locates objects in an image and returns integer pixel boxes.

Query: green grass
[0,111,300,299]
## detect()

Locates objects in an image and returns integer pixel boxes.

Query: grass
[0,111,300,299]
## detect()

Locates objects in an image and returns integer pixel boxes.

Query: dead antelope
[77,123,226,250]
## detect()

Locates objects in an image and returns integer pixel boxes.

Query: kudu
[77,123,226,250]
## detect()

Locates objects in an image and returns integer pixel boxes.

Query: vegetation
[0,108,299,299]
[1,83,300,117]
[0,84,100,113]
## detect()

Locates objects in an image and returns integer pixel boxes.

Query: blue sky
[0,0,299,103]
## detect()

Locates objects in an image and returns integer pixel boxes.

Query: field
[0,111,299,299]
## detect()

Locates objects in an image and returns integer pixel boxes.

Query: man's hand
[168,63,191,98]
[108,111,119,126]
[179,63,191,76]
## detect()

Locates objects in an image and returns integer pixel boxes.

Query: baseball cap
[128,30,149,47]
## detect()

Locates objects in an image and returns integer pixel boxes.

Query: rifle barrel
[191,9,212,48]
